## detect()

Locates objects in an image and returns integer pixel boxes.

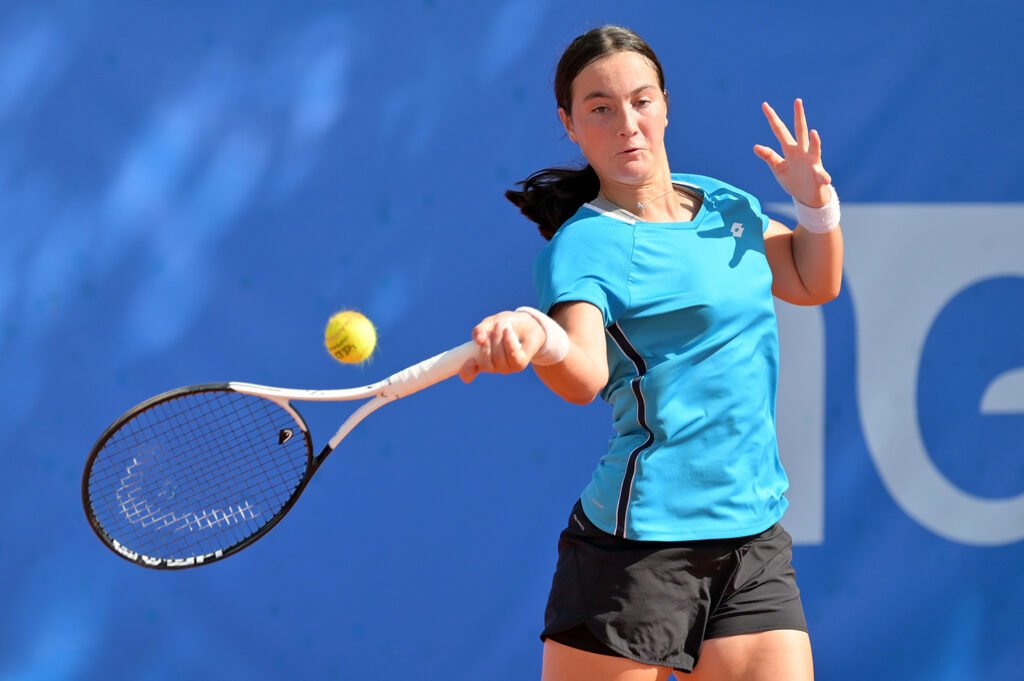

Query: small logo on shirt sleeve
[731,222,745,238]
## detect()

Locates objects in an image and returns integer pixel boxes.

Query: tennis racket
[82,340,478,570]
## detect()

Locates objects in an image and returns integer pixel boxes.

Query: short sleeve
[532,213,632,326]
[677,173,770,234]
[746,191,771,234]
[726,181,769,233]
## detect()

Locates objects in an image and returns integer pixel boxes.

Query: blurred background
[2,1,1022,679]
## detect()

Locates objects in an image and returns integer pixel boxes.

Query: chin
[606,164,655,185]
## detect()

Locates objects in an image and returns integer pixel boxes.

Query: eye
[591,105,610,114]
[635,98,653,108]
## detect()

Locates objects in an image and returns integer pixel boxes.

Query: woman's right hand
[459,310,547,383]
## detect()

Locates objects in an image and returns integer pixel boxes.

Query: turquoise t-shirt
[533,173,788,541]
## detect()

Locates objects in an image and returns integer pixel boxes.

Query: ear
[558,107,577,143]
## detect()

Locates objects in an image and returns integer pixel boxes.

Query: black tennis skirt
[541,499,807,673]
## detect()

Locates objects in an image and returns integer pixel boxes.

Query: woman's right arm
[533,301,609,404]
[459,301,609,405]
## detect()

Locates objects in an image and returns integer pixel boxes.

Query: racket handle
[380,340,478,399]
[318,341,479,460]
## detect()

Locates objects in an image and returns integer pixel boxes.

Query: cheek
[574,118,612,148]
[642,113,668,139]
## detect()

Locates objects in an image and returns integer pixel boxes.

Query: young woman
[459,25,842,681]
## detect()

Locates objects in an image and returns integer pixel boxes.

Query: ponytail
[505,165,599,240]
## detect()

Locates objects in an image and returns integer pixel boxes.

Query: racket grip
[380,340,479,398]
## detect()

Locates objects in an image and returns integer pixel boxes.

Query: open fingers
[793,98,809,149]
[809,129,831,183]
[753,143,784,170]
[762,101,796,147]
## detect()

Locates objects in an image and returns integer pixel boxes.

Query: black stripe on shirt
[605,322,655,538]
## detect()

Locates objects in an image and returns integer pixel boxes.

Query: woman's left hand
[754,99,833,208]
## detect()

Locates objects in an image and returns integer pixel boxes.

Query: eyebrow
[581,84,657,102]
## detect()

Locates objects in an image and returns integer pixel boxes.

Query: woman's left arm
[763,219,843,306]
[755,99,844,306]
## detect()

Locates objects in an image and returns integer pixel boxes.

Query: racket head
[82,384,314,569]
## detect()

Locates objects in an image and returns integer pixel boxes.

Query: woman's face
[559,50,669,187]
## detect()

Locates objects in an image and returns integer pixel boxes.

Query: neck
[599,174,683,221]
[604,182,669,205]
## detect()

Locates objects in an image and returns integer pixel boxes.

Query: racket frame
[82,340,477,569]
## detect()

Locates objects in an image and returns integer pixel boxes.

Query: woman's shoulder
[671,172,764,211]
[551,202,636,239]
[671,172,750,195]
[536,204,634,270]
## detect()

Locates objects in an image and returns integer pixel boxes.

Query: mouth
[618,148,644,156]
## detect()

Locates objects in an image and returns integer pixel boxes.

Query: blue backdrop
[2,1,1022,679]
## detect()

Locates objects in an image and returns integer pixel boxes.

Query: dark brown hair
[505,26,667,240]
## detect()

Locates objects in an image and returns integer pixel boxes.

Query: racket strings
[87,390,310,562]
[91,394,302,557]
[128,393,303,537]
[132,397,298,517]
[92,399,266,552]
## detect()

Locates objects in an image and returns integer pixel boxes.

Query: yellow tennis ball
[324,310,377,364]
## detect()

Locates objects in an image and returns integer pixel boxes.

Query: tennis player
[460,25,841,681]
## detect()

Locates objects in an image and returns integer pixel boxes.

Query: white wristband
[515,306,570,366]
[793,185,841,233]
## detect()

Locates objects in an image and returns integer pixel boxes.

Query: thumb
[753,144,784,169]
[458,359,480,384]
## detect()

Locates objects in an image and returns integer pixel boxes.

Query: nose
[618,107,640,137]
